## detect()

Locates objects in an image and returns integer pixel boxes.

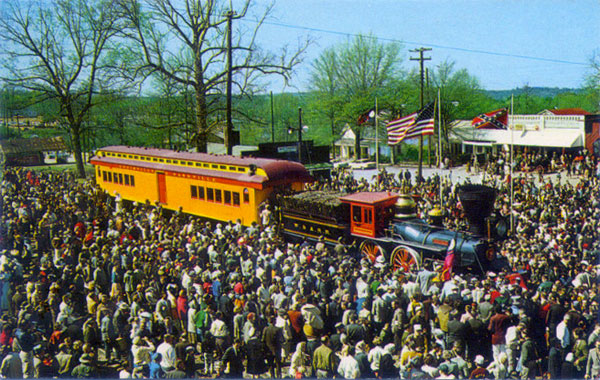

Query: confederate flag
[441,239,456,281]
[472,108,508,129]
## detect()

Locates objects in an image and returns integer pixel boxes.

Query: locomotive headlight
[485,247,495,261]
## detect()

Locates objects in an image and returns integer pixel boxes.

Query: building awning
[462,140,494,147]
[496,130,583,148]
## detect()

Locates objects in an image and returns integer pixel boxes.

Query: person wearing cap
[70,353,94,378]
[468,355,489,379]
[329,322,345,353]
[437,363,456,379]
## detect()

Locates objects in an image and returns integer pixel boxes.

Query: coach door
[157,172,167,204]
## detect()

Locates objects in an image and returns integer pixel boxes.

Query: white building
[449,108,600,157]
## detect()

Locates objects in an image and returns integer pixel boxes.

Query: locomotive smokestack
[457,184,497,236]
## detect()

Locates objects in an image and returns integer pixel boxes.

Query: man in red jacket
[488,305,513,362]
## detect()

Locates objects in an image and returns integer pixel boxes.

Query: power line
[244,19,589,67]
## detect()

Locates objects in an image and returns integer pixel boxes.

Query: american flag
[387,102,435,145]
[472,108,508,129]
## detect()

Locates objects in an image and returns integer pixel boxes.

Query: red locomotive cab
[339,192,399,238]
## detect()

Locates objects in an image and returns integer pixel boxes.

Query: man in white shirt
[131,336,155,368]
[156,334,177,372]
[338,346,361,379]
[368,338,385,377]
[556,314,571,350]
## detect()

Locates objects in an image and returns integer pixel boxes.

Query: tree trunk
[194,57,209,153]
[330,117,336,159]
[354,127,361,160]
[71,125,86,179]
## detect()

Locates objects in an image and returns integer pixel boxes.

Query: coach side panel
[94,163,159,205]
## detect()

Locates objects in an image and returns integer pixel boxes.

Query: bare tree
[0,0,126,178]
[116,0,309,153]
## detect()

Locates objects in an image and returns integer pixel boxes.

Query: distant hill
[484,87,582,100]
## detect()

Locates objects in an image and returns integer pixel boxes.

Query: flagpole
[438,88,442,208]
[510,95,514,235]
[375,98,379,184]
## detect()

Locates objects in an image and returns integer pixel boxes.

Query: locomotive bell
[395,194,417,219]
[428,207,444,226]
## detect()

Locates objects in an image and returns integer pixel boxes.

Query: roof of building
[0,136,67,155]
[543,108,591,116]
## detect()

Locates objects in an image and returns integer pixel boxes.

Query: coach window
[352,206,362,223]
[173,160,178,164]
[124,175,130,186]
[191,185,198,199]
[130,176,135,187]
[118,173,123,184]
[107,172,112,182]
[198,186,205,200]
[102,171,107,181]
[243,188,249,203]
[233,192,240,206]
[207,188,214,202]
[364,208,373,224]
[224,190,231,205]
[215,189,222,203]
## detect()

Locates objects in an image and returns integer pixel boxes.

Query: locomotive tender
[91,146,505,273]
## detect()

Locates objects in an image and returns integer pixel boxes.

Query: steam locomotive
[278,184,508,274]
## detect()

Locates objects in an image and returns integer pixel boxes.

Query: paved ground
[350,163,581,187]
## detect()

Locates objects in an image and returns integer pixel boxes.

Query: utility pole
[297,107,303,162]
[410,47,431,182]
[426,67,431,167]
[224,10,234,155]
[270,91,275,143]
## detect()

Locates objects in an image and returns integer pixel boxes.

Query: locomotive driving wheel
[359,241,384,263]
[390,245,421,272]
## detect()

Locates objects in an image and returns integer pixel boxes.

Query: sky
[243,0,600,92]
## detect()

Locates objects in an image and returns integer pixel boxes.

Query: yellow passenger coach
[90,146,312,226]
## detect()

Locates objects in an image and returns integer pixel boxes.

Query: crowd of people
[0,149,599,379]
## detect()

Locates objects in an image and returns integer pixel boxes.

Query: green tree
[309,34,404,159]
[427,60,496,155]
[116,0,309,153]
[0,0,127,177]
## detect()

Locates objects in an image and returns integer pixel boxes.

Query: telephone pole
[410,47,431,182]
[225,10,234,155]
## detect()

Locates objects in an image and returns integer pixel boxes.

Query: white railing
[509,114,584,130]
